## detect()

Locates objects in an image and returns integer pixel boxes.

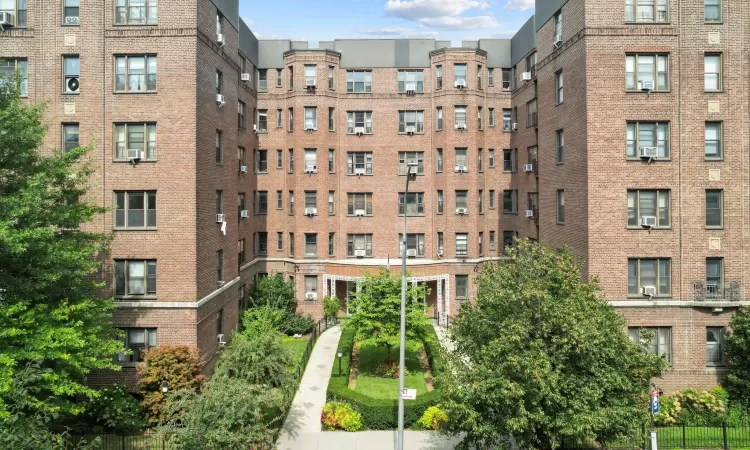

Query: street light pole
[398,162,417,450]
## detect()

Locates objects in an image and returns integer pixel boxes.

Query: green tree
[251,273,295,311]
[324,296,340,322]
[213,331,293,390]
[441,239,667,450]
[726,306,750,409]
[346,267,429,363]
[84,385,146,434]
[0,71,122,434]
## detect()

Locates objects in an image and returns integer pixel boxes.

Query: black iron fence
[561,423,750,450]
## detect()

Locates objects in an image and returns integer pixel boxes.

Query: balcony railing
[693,281,741,301]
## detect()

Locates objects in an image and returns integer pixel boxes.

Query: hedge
[325,323,445,429]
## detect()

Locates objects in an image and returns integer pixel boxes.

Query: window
[305,234,317,257]
[0,59,28,97]
[437,190,444,214]
[706,327,726,366]
[526,52,537,74]
[488,108,495,128]
[436,107,443,131]
[347,152,373,175]
[63,56,80,93]
[455,148,468,168]
[115,191,156,229]
[528,146,538,169]
[347,193,373,216]
[215,190,222,214]
[216,309,223,336]
[627,122,669,159]
[488,149,495,168]
[62,124,79,153]
[347,70,372,93]
[256,233,267,255]
[436,149,443,173]
[289,232,294,255]
[400,234,425,257]
[456,234,468,257]
[347,234,373,257]
[555,71,563,104]
[117,328,157,363]
[478,148,483,172]
[328,66,334,89]
[477,65,483,89]
[304,190,317,210]
[454,64,467,86]
[456,190,468,211]
[329,233,335,256]
[489,231,496,251]
[276,149,283,169]
[398,152,424,175]
[399,111,424,134]
[706,190,723,228]
[277,109,283,128]
[304,65,316,87]
[438,232,444,255]
[115,0,157,25]
[436,65,442,89]
[304,149,317,172]
[526,99,537,127]
[455,106,467,128]
[628,259,671,297]
[328,149,335,173]
[554,10,562,40]
[489,190,495,209]
[503,149,515,172]
[238,239,246,265]
[528,193,539,218]
[115,260,156,297]
[502,109,512,131]
[239,147,247,171]
[114,123,156,161]
[288,66,293,90]
[255,191,268,215]
[305,275,317,296]
[257,110,268,132]
[215,130,223,164]
[328,191,335,216]
[238,284,247,311]
[625,0,668,22]
[277,232,283,251]
[288,149,294,173]
[277,68,283,87]
[478,232,484,255]
[705,122,722,159]
[478,107,483,130]
[288,107,294,131]
[478,190,483,214]
[289,191,294,215]
[238,193,246,220]
[329,107,335,131]
[236,101,247,129]
[304,107,317,131]
[347,111,373,134]
[399,192,424,216]
[258,69,267,91]
[398,70,424,93]
[705,54,722,91]
[705,0,721,22]
[504,190,517,214]
[556,190,564,223]
[114,55,157,93]
[502,69,511,89]
[276,190,282,210]
[215,70,222,96]
[556,130,565,163]
[706,258,724,298]
[628,190,670,228]
[626,55,669,92]
[628,327,672,363]
[503,231,516,254]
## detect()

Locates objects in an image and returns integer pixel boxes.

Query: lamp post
[398,162,418,450]
[337,348,343,376]
[161,381,168,394]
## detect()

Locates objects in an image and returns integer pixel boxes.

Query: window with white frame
[705,0,721,22]
[478,190,483,214]
[488,108,495,127]
[215,130,222,164]
[554,10,562,40]
[706,189,723,228]
[117,328,157,363]
[329,233,335,256]
[347,70,372,93]
[304,65,316,86]
[305,234,317,257]
[489,231,496,251]
[455,276,468,299]
[555,71,563,104]
[347,111,372,134]
[304,190,317,210]
[489,190,495,209]
[398,70,423,93]
[626,54,668,91]
[455,148,468,168]
[436,65,442,89]
[628,327,672,363]
[556,190,564,223]
[705,122,722,159]
[478,106,483,130]
[436,149,443,172]
[526,99,537,127]
[502,69,511,89]
[455,234,468,257]
[502,109,512,131]
[305,275,317,296]
[436,107,443,130]
[627,122,669,159]
[277,232,283,252]
[328,66,334,89]
[455,106,467,128]
[257,109,268,132]
[288,149,294,173]
[257,69,267,91]
[63,55,80,93]
[277,68,283,87]
[398,152,424,175]
[329,107,335,131]
[628,258,671,296]
[114,123,156,161]
[288,107,293,131]
[63,123,79,153]
[347,193,373,216]
[628,190,670,228]
[625,0,668,23]
[115,0,156,25]
[347,152,373,175]
[556,130,565,163]
[399,234,425,257]
[238,101,246,129]
[0,59,28,97]
[488,149,495,168]
[347,234,373,257]
[277,109,283,128]
[454,64,467,85]
[477,65,483,89]
[304,149,317,172]
[304,107,317,130]
[0,0,26,26]
[115,55,156,92]
[488,68,494,86]
[399,111,424,133]
[437,190,443,214]
[706,326,726,366]
[455,190,468,211]
[328,191,335,215]
[115,191,156,229]
[399,192,424,216]
[115,260,156,297]
[705,54,722,91]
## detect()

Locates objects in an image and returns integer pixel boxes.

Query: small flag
[220,220,227,236]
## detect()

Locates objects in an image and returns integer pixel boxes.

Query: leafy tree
[0,70,121,430]
[441,239,667,450]
[165,379,285,450]
[251,274,295,311]
[137,346,207,426]
[324,296,340,322]
[213,331,293,390]
[346,267,429,363]
[726,306,750,409]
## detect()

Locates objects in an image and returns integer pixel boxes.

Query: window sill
[555,102,563,107]
[626,226,672,230]
[62,24,80,27]
[347,255,375,259]
[398,132,425,136]
[704,158,724,162]
[705,21,724,25]
[114,227,158,231]
[397,173,425,177]
[256,171,268,175]
[63,92,80,96]
[504,212,517,215]
[436,129,443,132]
[556,221,565,225]
[115,295,157,301]
[256,131,268,134]
[113,23,158,27]
[347,215,373,218]
[705,226,724,230]
[346,133,374,136]
[347,173,373,176]
[398,92,424,95]
[627,295,672,299]
[625,90,671,94]
[625,157,672,162]
[556,161,564,165]
[113,91,158,95]
[706,364,727,369]
[704,90,725,94]
[346,92,374,95]
[255,213,268,216]
[113,159,157,163]
[624,21,671,25]
[398,215,425,218]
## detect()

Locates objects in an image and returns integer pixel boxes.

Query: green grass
[282,335,310,371]
[353,340,428,400]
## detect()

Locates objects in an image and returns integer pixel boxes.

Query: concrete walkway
[431,319,456,353]
[277,430,462,450]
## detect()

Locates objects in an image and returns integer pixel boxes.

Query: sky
[241,0,536,46]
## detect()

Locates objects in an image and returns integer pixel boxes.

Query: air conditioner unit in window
[455,122,467,130]
[355,126,365,136]
[640,216,657,228]
[405,82,415,94]
[521,71,532,81]
[354,249,366,257]
[305,126,316,131]
[640,147,658,159]
[239,165,248,174]
[240,210,249,218]
[241,73,251,82]
[639,80,654,92]
[217,334,226,346]
[217,33,225,46]
[216,94,225,106]
[0,11,15,27]
[523,164,534,172]
[554,34,563,47]
[455,165,467,173]
[456,207,467,215]
[65,15,79,25]
[127,149,143,162]
[305,165,317,174]
[354,168,365,175]
[406,249,417,257]
[305,207,317,216]
[406,125,415,134]
[437,249,443,257]
[525,209,535,218]
[454,79,466,88]
[355,209,365,217]
[216,213,226,223]
[642,286,657,297]
[253,124,257,132]
[305,77,316,88]
[512,123,518,131]
[306,292,317,300]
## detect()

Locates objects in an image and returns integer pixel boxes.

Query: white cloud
[383,0,498,31]
[357,27,439,38]
[504,0,535,11]
[420,15,499,30]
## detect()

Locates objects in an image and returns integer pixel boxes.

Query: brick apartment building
[1,0,748,391]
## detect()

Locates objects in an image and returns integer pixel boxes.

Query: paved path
[431,319,456,353]
[277,430,463,450]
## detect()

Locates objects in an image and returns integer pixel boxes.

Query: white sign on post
[401,388,417,400]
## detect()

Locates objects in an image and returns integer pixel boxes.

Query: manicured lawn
[354,340,428,400]
[282,335,310,369]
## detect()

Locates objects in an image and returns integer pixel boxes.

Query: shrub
[242,306,289,335]
[654,388,728,426]
[137,346,207,426]
[414,405,447,430]
[251,274,295,312]
[213,331,293,390]
[370,361,409,378]
[321,401,363,432]
[84,385,145,433]
[324,296,340,320]
[282,313,315,335]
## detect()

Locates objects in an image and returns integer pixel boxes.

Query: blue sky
[241,0,535,46]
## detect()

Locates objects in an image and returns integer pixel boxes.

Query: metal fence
[561,423,750,450]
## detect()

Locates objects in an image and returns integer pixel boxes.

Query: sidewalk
[431,319,456,353]
[277,430,462,450]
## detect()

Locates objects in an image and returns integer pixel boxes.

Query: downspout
[102,0,107,236]
[677,0,683,301]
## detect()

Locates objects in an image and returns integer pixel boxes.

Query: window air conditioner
[512,123,518,131]
[217,33,225,46]
[240,165,248,174]
[217,334,226,346]
[406,249,417,257]
[455,165,467,173]
[216,94,225,106]
[65,15,79,25]
[437,249,443,257]
[241,73,251,82]
[354,249,366,257]
[355,126,365,136]
[216,213,226,223]
[305,207,317,216]
[640,216,657,228]
[523,164,534,172]
[240,210,249,218]
[454,79,466,88]
[354,168,365,175]
[305,165,317,174]
[554,34,563,47]
[455,122,467,130]
[305,126,316,131]
[127,149,143,162]
[521,71,532,81]
[406,125,415,134]
[305,77,316,88]
[639,147,659,159]
[642,286,657,297]
[306,292,317,300]
[525,209,535,218]
[456,207,467,215]
[253,124,257,132]
[639,80,654,92]
[405,82,415,94]
[355,209,365,217]
[0,11,14,27]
